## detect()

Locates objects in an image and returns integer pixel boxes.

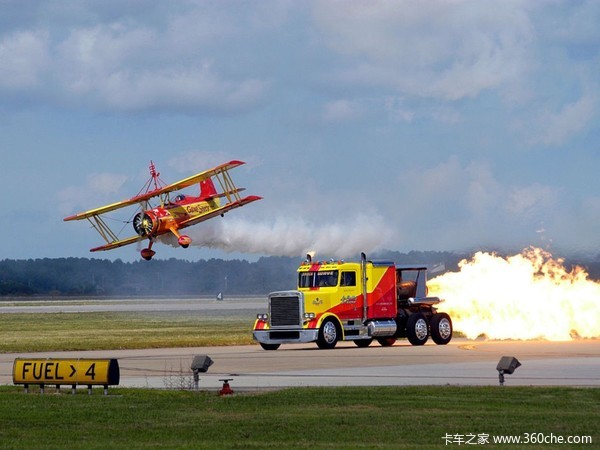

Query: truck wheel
[259,343,280,351]
[377,337,396,347]
[354,339,373,348]
[430,313,453,345]
[406,313,429,346]
[317,318,340,349]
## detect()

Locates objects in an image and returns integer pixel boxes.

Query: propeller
[133,212,156,237]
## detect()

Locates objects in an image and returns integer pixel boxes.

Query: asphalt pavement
[1,298,598,391]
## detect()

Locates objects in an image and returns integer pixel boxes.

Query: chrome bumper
[253,329,319,344]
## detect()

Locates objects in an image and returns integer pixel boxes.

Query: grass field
[0,312,255,352]
[0,385,597,449]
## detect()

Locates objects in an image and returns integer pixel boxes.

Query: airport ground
[1,297,598,391]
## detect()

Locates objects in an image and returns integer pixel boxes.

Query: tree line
[1,251,598,297]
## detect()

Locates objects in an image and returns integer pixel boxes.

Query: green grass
[0,312,254,352]
[0,385,597,449]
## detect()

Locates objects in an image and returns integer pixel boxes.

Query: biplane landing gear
[177,235,192,248]
[141,248,156,261]
[141,240,156,261]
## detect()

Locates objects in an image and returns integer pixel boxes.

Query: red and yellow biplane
[64,160,261,260]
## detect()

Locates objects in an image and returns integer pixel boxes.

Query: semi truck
[253,252,452,350]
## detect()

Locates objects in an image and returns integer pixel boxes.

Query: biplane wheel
[141,248,155,261]
[178,235,192,248]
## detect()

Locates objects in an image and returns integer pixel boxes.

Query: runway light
[496,356,521,386]
[191,355,214,389]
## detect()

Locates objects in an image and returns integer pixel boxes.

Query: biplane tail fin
[199,178,218,201]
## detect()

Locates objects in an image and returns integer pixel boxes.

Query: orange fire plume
[428,247,600,341]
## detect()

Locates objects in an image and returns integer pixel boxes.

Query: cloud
[313,0,534,100]
[0,29,49,89]
[388,157,564,251]
[383,97,414,122]
[506,184,560,217]
[53,21,268,113]
[58,172,128,215]
[530,92,597,146]
[322,99,364,122]
[82,64,266,113]
[1,9,269,113]
[167,151,234,174]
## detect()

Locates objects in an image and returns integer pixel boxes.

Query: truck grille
[270,294,301,327]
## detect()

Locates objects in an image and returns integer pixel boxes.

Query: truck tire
[354,339,373,348]
[377,337,396,347]
[317,318,340,349]
[430,313,453,345]
[406,313,429,346]
[259,343,281,351]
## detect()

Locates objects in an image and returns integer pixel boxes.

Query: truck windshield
[299,270,339,288]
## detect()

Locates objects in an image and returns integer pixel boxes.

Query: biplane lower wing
[178,195,262,229]
[90,235,144,252]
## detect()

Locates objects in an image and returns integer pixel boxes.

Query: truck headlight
[256,313,269,321]
[303,312,315,320]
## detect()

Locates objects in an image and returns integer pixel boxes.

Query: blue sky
[0,0,598,262]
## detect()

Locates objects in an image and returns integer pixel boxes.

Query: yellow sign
[13,358,119,386]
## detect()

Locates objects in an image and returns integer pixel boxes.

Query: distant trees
[0,257,299,297]
[1,251,598,297]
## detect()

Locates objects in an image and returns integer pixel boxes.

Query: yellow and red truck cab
[253,253,452,350]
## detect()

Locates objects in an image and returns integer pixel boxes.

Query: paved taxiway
[1,298,598,390]
[1,339,598,391]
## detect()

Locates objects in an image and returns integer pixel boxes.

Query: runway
[0,297,265,314]
[2,339,598,391]
[1,297,598,391]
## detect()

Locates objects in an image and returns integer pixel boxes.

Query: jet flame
[429,247,600,341]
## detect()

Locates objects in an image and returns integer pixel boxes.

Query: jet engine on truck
[253,253,453,350]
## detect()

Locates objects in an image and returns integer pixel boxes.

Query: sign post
[13,358,120,394]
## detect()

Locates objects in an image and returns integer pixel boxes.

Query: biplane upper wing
[177,195,263,229]
[64,198,142,222]
[63,160,246,221]
[158,160,245,193]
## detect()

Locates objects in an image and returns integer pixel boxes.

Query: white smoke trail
[159,215,393,258]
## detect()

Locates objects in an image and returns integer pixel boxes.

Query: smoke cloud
[159,215,393,258]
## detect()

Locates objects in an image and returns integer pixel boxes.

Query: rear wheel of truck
[354,339,373,348]
[317,318,340,349]
[377,337,396,347]
[406,313,429,346]
[430,313,453,345]
[259,343,280,350]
